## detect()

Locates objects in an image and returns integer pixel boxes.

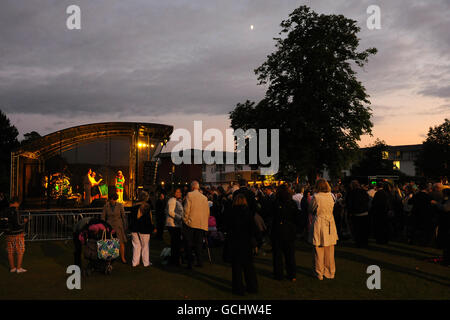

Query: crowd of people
[1,177,449,296]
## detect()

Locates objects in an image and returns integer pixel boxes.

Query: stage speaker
[90,198,107,208]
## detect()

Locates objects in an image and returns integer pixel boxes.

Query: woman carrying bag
[102,192,127,264]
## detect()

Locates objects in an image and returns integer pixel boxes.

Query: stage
[11,122,173,209]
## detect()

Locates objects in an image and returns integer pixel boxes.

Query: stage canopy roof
[13,122,173,160]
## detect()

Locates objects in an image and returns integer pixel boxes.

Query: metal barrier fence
[18,208,130,241]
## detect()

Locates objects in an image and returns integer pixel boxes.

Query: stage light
[151,144,155,148]
[138,142,149,148]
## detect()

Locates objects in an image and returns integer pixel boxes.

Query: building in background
[157,149,262,187]
[157,150,203,187]
[324,144,423,181]
[384,144,422,176]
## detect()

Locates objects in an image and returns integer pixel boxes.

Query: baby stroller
[79,219,118,276]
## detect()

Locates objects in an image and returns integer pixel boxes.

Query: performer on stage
[115,170,125,203]
[83,169,93,206]
[90,171,103,200]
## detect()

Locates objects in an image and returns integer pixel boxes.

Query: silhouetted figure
[346,180,370,248]
[271,185,297,281]
[229,194,258,295]
[370,183,392,245]
[410,184,432,246]
[154,192,167,240]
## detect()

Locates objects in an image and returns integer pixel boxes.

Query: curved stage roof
[13,122,173,160]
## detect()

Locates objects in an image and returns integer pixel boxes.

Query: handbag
[160,247,171,265]
[97,230,120,260]
[121,207,129,233]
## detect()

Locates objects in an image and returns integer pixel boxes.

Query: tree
[229,5,376,182]
[21,131,41,146]
[0,109,19,194]
[415,119,450,179]
[350,139,402,177]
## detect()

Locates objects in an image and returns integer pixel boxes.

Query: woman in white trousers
[308,179,339,280]
[129,191,154,267]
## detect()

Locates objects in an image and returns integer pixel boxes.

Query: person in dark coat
[370,183,392,244]
[409,184,433,246]
[432,188,450,265]
[300,189,313,235]
[154,192,167,240]
[333,192,345,239]
[233,179,257,215]
[4,198,29,273]
[260,186,277,237]
[346,180,370,248]
[271,184,298,281]
[222,191,234,263]
[229,193,258,295]
[430,183,444,245]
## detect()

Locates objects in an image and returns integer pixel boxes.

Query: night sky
[1,0,449,150]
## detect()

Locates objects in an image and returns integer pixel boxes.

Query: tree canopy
[229,5,376,182]
[0,109,19,193]
[21,131,42,146]
[415,119,450,179]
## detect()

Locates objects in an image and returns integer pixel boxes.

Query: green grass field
[1,235,449,300]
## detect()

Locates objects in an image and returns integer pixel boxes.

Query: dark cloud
[415,104,450,116]
[419,86,450,99]
[0,0,449,123]
[0,0,279,117]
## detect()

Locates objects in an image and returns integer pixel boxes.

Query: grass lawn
[1,235,449,300]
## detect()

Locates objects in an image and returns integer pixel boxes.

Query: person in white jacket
[308,179,339,280]
[183,181,210,269]
[165,188,184,266]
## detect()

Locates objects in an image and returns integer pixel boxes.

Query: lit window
[382,151,389,159]
[393,161,400,170]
